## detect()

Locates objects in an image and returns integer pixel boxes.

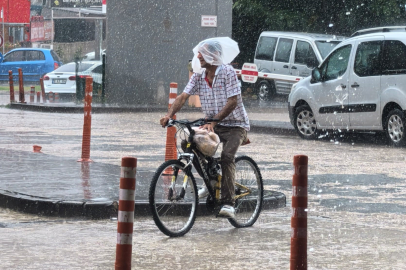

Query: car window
[315,41,341,59]
[275,38,293,63]
[320,44,352,81]
[25,51,45,61]
[50,50,61,62]
[92,65,103,74]
[354,41,383,77]
[255,36,277,61]
[381,40,406,75]
[54,63,94,72]
[3,51,24,62]
[294,41,318,65]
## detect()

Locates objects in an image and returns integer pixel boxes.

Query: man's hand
[160,116,171,128]
[199,122,216,133]
[159,92,190,128]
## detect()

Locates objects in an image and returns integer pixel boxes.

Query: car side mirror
[306,57,318,69]
[311,67,322,83]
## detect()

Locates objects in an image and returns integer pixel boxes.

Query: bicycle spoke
[228,156,263,228]
[149,160,198,237]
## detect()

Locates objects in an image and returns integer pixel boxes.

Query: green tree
[232,0,406,64]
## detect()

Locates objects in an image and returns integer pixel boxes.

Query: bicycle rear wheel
[228,155,263,228]
[149,160,198,237]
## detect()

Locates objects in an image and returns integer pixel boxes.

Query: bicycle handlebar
[167,118,219,128]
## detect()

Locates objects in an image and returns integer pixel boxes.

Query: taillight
[54,62,59,70]
[68,76,76,81]
[43,76,50,80]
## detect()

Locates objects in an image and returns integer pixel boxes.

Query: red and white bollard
[78,77,93,162]
[164,82,178,161]
[115,157,137,270]
[33,145,42,153]
[18,68,25,103]
[40,78,46,103]
[49,92,54,103]
[55,93,60,103]
[290,155,308,270]
[8,71,15,103]
[30,86,35,103]
[36,92,41,103]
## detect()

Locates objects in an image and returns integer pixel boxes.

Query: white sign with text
[201,15,217,27]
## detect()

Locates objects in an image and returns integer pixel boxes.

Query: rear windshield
[54,63,94,72]
[50,50,61,62]
[315,41,341,59]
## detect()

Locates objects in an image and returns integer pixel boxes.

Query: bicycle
[149,118,264,237]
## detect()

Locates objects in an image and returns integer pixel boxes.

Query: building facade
[0,0,30,50]
[106,1,232,105]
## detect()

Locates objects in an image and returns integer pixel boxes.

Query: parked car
[43,61,102,95]
[253,32,346,100]
[0,48,63,82]
[82,49,106,61]
[288,32,406,146]
[351,26,406,37]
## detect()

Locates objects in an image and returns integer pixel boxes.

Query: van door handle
[351,82,360,88]
[283,65,289,68]
[291,66,297,69]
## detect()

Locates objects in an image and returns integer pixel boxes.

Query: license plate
[52,79,66,84]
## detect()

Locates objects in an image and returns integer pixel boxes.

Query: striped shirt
[184,64,250,131]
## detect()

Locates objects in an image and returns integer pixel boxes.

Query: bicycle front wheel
[228,155,264,228]
[149,160,198,237]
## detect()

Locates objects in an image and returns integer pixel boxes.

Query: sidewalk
[0,101,293,218]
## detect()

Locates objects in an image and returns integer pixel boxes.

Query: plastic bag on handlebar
[189,127,220,156]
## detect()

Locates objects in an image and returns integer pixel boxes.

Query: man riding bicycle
[160,37,250,219]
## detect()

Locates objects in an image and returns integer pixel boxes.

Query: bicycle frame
[178,126,221,202]
[169,119,254,204]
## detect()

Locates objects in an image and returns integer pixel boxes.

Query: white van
[288,32,406,146]
[254,32,345,100]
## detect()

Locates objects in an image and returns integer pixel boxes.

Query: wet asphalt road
[1,207,405,269]
[0,101,406,269]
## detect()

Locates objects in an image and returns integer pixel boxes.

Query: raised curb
[8,103,297,135]
[8,103,202,114]
[250,120,296,135]
[0,189,286,219]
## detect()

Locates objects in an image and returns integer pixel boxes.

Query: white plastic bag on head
[190,127,220,156]
[191,37,240,74]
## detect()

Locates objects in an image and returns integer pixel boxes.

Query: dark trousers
[181,125,247,206]
[214,125,247,206]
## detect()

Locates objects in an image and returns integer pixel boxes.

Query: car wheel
[294,105,318,140]
[384,109,406,147]
[257,81,275,101]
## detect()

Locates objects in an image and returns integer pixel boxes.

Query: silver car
[254,31,346,100]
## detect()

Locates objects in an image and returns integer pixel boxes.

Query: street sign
[241,63,258,83]
[201,15,217,27]
[0,35,3,48]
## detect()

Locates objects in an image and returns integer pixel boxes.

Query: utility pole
[2,7,4,55]
[51,9,53,49]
